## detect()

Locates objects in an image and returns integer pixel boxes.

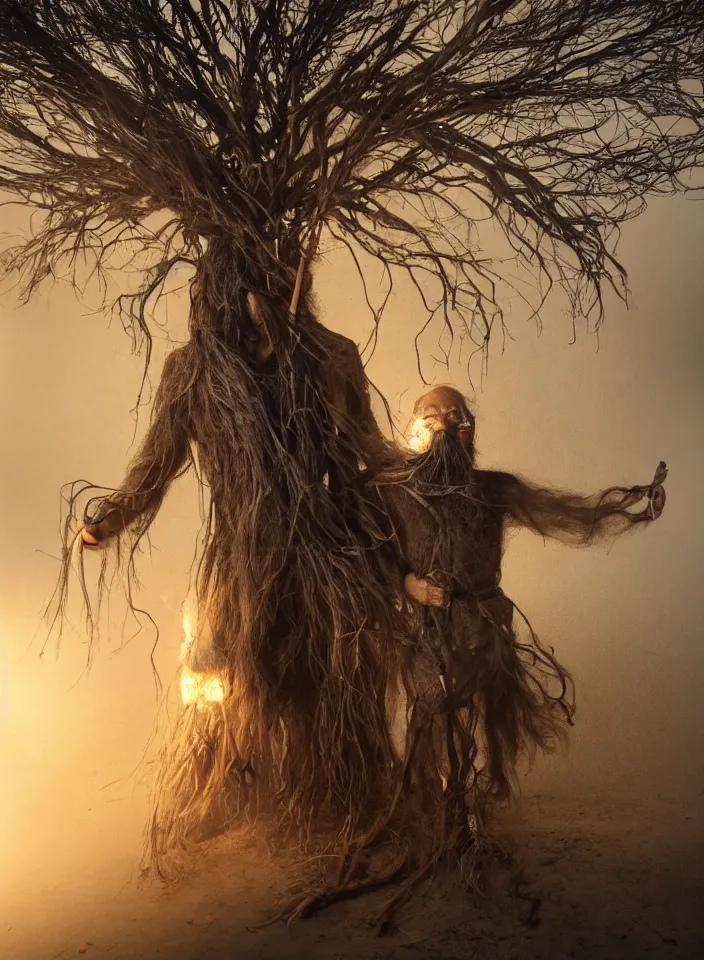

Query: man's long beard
[411,427,476,489]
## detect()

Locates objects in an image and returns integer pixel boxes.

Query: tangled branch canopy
[1,0,703,354]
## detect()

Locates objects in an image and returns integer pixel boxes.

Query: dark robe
[375,457,656,807]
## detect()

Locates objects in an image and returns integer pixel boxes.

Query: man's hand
[404,572,448,608]
[628,480,667,522]
[649,483,666,520]
[624,459,668,522]
[648,461,667,520]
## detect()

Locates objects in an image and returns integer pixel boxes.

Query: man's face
[410,387,475,451]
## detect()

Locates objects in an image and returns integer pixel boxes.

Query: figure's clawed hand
[404,572,448,608]
[79,524,102,550]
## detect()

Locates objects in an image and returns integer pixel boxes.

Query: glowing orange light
[200,675,224,703]
[179,665,224,706]
[408,417,432,452]
[179,613,224,706]
[180,668,200,705]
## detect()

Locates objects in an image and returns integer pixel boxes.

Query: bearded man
[372,385,667,859]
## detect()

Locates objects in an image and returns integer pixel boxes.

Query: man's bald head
[413,385,467,416]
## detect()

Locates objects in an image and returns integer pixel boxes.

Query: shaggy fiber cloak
[76,253,409,872]
[370,431,665,898]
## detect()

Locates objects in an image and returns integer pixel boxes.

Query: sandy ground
[4,794,702,960]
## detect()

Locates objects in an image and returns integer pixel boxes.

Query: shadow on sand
[7,796,703,960]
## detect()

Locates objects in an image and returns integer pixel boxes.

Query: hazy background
[1,192,703,939]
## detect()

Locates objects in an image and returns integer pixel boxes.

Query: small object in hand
[652,460,668,487]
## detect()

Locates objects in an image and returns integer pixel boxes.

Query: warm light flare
[178,613,225,706]
[179,666,224,706]
[200,675,225,703]
[180,669,200,705]
[408,417,433,453]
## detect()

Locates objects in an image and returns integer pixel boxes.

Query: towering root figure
[372,387,666,891]
[76,270,406,869]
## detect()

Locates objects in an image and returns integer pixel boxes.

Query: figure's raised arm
[81,349,192,547]
[491,462,667,545]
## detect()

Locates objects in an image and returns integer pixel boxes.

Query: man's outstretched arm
[81,349,192,546]
[491,463,667,545]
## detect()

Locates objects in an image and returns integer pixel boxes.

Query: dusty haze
[1,193,703,954]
